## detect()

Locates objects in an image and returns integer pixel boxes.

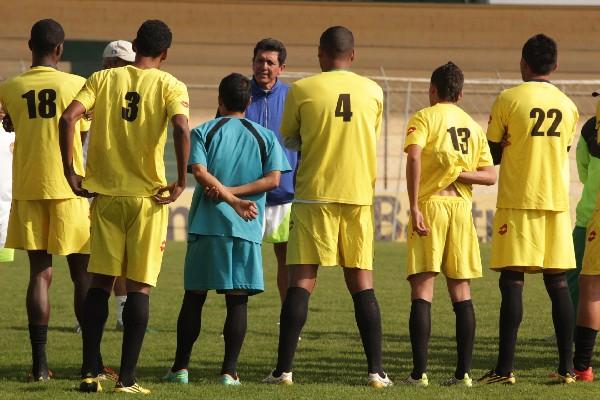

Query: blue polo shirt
[246,78,298,206]
[187,117,291,243]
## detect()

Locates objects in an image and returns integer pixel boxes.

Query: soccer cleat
[220,373,241,386]
[98,366,119,382]
[263,370,293,385]
[478,370,516,385]
[552,371,576,384]
[116,321,124,331]
[399,373,429,387]
[367,372,393,388]
[79,375,102,392]
[27,369,52,382]
[575,367,594,382]
[114,381,151,394]
[441,373,473,387]
[161,369,189,384]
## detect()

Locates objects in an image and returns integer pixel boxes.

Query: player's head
[28,19,65,58]
[218,73,252,115]
[132,20,172,60]
[520,34,557,79]
[102,40,136,69]
[318,26,355,71]
[429,62,464,105]
[252,38,287,90]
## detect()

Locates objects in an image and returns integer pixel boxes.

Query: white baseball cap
[102,40,136,62]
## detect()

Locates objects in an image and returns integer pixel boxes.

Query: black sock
[29,324,48,378]
[119,292,149,387]
[495,271,524,376]
[221,295,248,378]
[274,286,310,376]
[544,273,575,375]
[574,326,598,371]
[454,299,475,379]
[172,291,207,372]
[81,288,109,377]
[409,299,431,380]
[352,289,383,376]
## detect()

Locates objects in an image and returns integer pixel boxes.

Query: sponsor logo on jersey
[160,240,167,252]
[407,126,416,135]
[181,101,189,108]
[498,223,508,235]
[588,230,597,242]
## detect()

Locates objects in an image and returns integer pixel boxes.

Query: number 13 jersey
[0,66,89,200]
[280,70,383,205]
[75,65,189,197]
[487,81,578,211]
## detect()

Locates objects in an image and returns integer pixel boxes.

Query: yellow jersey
[280,70,383,205]
[0,66,89,200]
[487,81,578,211]
[74,65,189,197]
[405,103,493,202]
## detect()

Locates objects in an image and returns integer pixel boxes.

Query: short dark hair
[253,38,287,65]
[319,26,354,58]
[134,20,172,57]
[522,34,557,75]
[430,62,464,102]
[29,19,64,55]
[219,73,251,113]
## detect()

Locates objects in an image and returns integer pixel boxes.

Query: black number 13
[121,91,141,122]
[447,127,471,154]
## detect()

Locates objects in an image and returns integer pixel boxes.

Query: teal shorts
[184,234,263,295]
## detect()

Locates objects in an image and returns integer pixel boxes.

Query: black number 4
[21,89,57,119]
[122,91,141,122]
[530,108,562,137]
[335,94,353,122]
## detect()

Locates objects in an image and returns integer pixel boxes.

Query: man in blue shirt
[246,38,298,303]
[162,73,290,385]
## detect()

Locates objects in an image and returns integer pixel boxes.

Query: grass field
[1,242,598,399]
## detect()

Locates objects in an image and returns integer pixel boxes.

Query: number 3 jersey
[405,103,493,202]
[487,81,579,211]
[280,70,383,205]
[75,65,189,197]
[0,66,89,200]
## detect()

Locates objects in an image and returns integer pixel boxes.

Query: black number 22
[530,108,562,137]
[121,91,141,122]
[335,94,353,122]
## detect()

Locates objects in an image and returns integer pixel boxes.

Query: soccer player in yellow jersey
[478,34,579,385]
[0,19,92,382]
[263,26,392,388]
[403,62,496,388]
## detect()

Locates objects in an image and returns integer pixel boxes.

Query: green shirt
[575,117,600,227]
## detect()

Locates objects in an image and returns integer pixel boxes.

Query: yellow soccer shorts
[407,196,482,280]
[582,208,600,275]
[490,208,575,272]
[6,198,90,255]
[286,202,373,270]
[88,195,168,287]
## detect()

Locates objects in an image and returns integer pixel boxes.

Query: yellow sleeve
[477,128,494,167]
[374,87,383,139]
[165,79,190,119]
[74,74,97,112]
[404,110,428,150]
[79,116,91,132]
[280,85,300,140]
[486,94,506,143]
[571,107,579,147]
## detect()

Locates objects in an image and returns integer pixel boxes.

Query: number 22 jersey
[280,70,383,205]
[0,66,89,200]
[74,65,189,197]
[487,81,579,211]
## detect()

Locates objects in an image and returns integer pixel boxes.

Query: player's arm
[486,95,508,165]
[406,144,428,236]
[190,164,258,221]
[153,114,190,205]
[455,166,497,185]
[59,100,95,197]
[225,171,281,196]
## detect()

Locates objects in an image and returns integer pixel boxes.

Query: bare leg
[66,253,91,326]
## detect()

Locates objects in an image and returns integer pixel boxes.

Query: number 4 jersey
[74,65,189,197]
[405,103,493,202]
[487,81,579,211]
[0,66,89,200]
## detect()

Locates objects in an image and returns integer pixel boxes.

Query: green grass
[0,242,598,399]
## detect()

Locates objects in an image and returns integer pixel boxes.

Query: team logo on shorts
[160,240,167,252]
[498,223,508,235]
[588,231,597,242]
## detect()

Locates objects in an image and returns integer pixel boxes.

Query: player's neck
[524,74,551,83]
[133,56,162,70]
[220,111,245,118]
[31,55,59,69]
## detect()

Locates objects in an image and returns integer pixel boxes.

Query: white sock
[115,295,127,324]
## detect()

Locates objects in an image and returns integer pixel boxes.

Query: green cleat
[161,368,189,384]
[220,373,241,386]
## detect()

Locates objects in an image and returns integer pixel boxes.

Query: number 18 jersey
[0,66,88,200]
[280,70,383,205]
[487,81,578,211]
[74,65,189,197]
